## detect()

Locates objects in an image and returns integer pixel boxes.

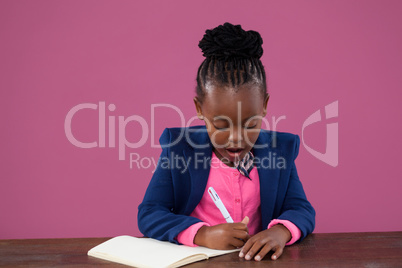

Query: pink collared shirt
[177,152,301,246]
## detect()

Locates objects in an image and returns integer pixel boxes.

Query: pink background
[1,0,401,239]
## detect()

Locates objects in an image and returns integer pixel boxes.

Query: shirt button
[233,171,239,176]
[235,198,240,203]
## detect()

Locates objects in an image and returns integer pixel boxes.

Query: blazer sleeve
[276,135,316,242]
[137,128,203,244]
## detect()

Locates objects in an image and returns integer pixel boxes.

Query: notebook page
[88,236,239,268]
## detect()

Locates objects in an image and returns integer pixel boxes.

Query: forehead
[202,83,264,118]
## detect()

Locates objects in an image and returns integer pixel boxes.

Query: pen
[208,186,234,223]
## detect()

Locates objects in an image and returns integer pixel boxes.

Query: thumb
[241,216,249,225]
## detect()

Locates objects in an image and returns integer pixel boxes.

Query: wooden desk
[0,232,401,267]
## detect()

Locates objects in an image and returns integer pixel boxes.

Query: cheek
[208,131,230,146]
[244,130,260,147]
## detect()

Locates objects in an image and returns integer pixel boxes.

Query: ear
[262,94,270,117]
[193,97,204,120]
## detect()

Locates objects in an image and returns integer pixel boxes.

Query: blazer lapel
[253,130,282,229]
[182,127,212,215]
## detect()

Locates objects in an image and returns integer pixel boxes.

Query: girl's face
[194,83,269,167]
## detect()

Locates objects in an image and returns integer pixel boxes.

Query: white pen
[208,186,234,223]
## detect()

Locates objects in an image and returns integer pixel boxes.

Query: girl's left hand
[238,224,291,261]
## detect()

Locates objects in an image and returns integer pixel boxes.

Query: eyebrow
[213,115,259,123]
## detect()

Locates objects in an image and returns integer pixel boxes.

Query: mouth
[225,147,245,158]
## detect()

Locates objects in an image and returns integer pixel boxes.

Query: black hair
[196,22,268,102]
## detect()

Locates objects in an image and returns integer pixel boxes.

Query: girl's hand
[194,217,250,250]
[239,224,291,261]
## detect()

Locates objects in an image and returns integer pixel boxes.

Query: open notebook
[88,235,240,268]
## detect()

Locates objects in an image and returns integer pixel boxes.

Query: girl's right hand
[194,217,250,250]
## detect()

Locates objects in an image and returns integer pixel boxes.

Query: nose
[228,126,243,146]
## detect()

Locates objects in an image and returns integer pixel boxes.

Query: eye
[244,124,257,129]
[213,119,230,130]
[214,125,229,131]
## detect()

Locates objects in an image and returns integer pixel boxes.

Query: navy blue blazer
[138,125,315,244]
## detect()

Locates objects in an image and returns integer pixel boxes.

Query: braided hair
[196,22,268,102]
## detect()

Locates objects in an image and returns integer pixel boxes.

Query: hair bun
[198,22,263,60]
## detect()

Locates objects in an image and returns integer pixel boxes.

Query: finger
[233,230,249,240]
[232,222,248,231]
[241,216,249,225]
[254,244,273,261]
[244,225,249,235]
[244,240,264,261]
[271,245,284,261]
[238,238,254,258]
[229,237,245,248]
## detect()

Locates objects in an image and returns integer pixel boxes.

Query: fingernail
[245,254,251,260]
[272,255,277,260]
[255,255,261,261]
[239,252,244,258]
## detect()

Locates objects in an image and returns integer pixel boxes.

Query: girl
[138,22,315,262]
